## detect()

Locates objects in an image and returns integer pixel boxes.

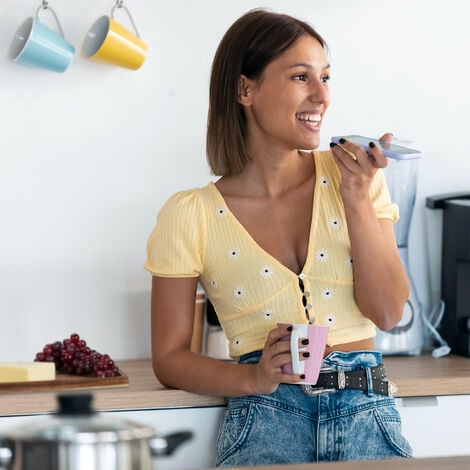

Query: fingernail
[301,339,309,345]
[339,138,346,144]
[302,352,310,358]
[369,142,376,149]
[287,326,293,332]
[300,374,306,379]
[329,142,336,148]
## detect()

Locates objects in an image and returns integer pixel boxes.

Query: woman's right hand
[251,324,306,394]
[152,276,308,397]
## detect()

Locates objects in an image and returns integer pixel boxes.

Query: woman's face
[244,34,330,153]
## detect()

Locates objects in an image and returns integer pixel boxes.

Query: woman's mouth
[296,112,322,130]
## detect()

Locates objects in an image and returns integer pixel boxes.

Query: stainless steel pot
[0,393,192,470]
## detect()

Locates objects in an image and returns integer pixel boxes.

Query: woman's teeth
[296,113,321,124]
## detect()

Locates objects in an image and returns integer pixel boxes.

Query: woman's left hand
[329,132,409,329]
[330,133,392,203]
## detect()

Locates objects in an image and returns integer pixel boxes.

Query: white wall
[1,0,469,361]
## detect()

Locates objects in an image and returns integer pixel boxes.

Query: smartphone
[331,135,421,160]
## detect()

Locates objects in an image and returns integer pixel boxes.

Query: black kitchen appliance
[426,192,470,357]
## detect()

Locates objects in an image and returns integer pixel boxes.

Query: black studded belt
[300,365,398,397]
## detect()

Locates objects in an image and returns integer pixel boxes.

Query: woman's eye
[293,74,307,82]
[321,75,331,84]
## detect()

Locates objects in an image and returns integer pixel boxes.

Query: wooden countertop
[211,455,470,470]
[1,354,470,417]
[383,354,470,396]
[0,359,226,417]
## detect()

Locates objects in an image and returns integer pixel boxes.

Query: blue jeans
[216,350,412,467]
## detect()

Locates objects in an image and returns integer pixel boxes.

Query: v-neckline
[209,152,320,278]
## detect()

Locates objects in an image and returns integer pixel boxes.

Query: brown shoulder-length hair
[206,9,327,176]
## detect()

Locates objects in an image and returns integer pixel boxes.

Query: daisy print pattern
[233,287,246,299]
[260,265,274,278]
[345,255,353,269]
[232,336,242,349]
[209,277,218,289]
[228,247,240,259]
[322,287,335,300]
[328,217,342,229]
[322,313,337,326]
[319,176,330,187]
[215,206,227,217]
[263,308,274,320]
[315,249,329,263]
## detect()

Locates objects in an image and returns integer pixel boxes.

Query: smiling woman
[237,35,330,157]
[206,9,328,176]
[145,8,411,467]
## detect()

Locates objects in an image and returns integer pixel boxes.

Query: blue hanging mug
[9,1,75,73]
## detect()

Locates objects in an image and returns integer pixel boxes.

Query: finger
[270,337,293,360]
[337,144,357,161]
[271,335,308,354]
[280,373,307,384]
[378,132,393,143]
[367,141,388,169]
[330,140,359,161]
[330,147,353,176]
[330,140,366,172]
[265,324,293,348]
[273,337,310,367]
[270,350,294,369]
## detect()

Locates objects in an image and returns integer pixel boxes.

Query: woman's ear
[238,75,253,106]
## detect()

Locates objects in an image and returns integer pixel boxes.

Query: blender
[374,142,424,355]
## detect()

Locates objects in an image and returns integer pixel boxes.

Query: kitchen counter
[210,455,470,469]
[1,354,470,417]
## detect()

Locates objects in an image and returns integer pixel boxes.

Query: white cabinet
[109,406,225,470]
[1,396,469,468]
[397,395,470,458]
[95,397,470,466]
[0,406,226,470]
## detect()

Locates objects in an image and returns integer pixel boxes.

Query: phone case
[331,135,421,160]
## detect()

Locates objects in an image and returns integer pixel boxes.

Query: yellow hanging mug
[83,2,147,70]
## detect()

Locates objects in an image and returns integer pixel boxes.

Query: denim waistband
[238,349,383,372]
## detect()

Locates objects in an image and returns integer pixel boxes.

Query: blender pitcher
[374,142,424,355]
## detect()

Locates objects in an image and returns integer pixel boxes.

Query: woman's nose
[309,79,329,103]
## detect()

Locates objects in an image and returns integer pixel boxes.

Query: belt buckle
[300,384,335,396]
[388,381,398,397]
[337,370,346,389]
[301,366,335,396]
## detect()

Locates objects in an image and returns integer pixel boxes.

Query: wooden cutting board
[0,369,129,393]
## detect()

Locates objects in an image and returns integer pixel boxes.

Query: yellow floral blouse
[145,150,399,358]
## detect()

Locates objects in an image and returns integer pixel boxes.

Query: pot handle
[0,438,14,469]
[149,430,193,457]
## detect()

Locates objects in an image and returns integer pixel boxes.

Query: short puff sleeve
[370,169,399,222]
[144,190,206,277]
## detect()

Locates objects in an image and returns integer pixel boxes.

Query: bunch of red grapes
[34,333,120,378]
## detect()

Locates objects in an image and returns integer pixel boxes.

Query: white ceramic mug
[278,323,329,385]
[9,6,75,73]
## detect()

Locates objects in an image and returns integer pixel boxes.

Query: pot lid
[8,394,155,444]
